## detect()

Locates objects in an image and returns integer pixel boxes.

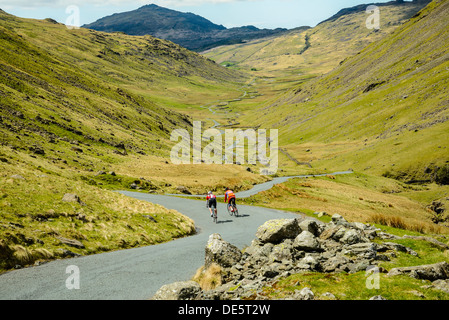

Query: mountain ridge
[82,4,288,52]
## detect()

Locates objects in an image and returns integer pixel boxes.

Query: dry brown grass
[245,174,449,235]
[369,213,444,234]
[192,263,223,291]
[113,155,269,195]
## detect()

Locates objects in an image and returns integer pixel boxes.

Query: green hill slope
[204,0,430,78]
[0,11,255,271]
[247,0,449,183]
[0,10,247,165]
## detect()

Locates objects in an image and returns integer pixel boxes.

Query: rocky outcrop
[205,234,242,268]
[155,214,449,300]
[152,281,202,300]
[387,262,449,281]
[255,219,302,244]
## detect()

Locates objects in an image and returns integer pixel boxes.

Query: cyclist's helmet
[208,191,212,195]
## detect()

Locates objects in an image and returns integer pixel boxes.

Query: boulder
[339,228,362,245]
[269,241,294,262]
[344,242,377,260]
[387,262,449,281]
[255,219,301,244]
[205,234,242,268]
[298,219,321,237]
[62,193,85,205]
[152,281,202,300]
[322,255,350,273]
[293,287,314,300]
[176,186,192,195]
[293,231,321,252]
[428,279,449,294]
[331,214,351,227]
[319,226,342,241]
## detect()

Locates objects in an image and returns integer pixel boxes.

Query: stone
[369,295,387,300]
[269,241,294,262]
[55,236,85,249]
[317,211,329,218]
[320,226,342,241]
[205,234,242,268]
[176,186,192,195]
[387,262,449,281]
[297,255,319,271]
[293,231,321,252]
[152,281,202,300]
[10,174,25,180]
[321,292,337,300]
[298,219,321,237]
[344,242,377,260]
[381,242,418,256]
[293,287,314,300]
[322,256,350,273]
[429,279,449,293]
[255,219,301,244]
[57,248,81,258]
[331,214,351,227]
[62,193,85,205]
[339,228,362,245]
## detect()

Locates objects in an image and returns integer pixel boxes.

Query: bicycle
[212,210,218,224]
[227,203,239,217]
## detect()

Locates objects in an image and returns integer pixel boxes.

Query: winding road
[0,172,352,300]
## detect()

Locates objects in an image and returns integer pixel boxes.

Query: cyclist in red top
[224,187,236,211]
[206,191,217,218]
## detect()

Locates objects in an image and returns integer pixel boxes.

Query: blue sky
[1,0,395,29]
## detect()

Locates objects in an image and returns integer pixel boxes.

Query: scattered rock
[255,219,301,244]
[62,193,85,206]
[143,215,157,223]
[317,211,328,218]
[387,262,449,281]
[10,174,25,180]
[293,231,321,252]
[321,292,337,300]
[298,219,322,237]
[152,281,202,300]
[205,234,242,268]
[57,248,81,258]
[55,236,85,249]
[293,287,314,300]
[155,212,449,300]
[425,279,449,293]
[176,186,192,195]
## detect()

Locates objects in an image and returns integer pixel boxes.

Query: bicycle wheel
[227,205,233,216]
[213,213,218,224]
[233,205,239,217]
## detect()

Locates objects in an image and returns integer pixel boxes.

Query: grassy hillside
[0,11,267,272]
[238,0,448,183]
[203,1,429,78]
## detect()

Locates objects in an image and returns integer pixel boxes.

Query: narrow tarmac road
[0,172,352,300]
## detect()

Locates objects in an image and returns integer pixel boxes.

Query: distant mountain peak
[82,4,286,52]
